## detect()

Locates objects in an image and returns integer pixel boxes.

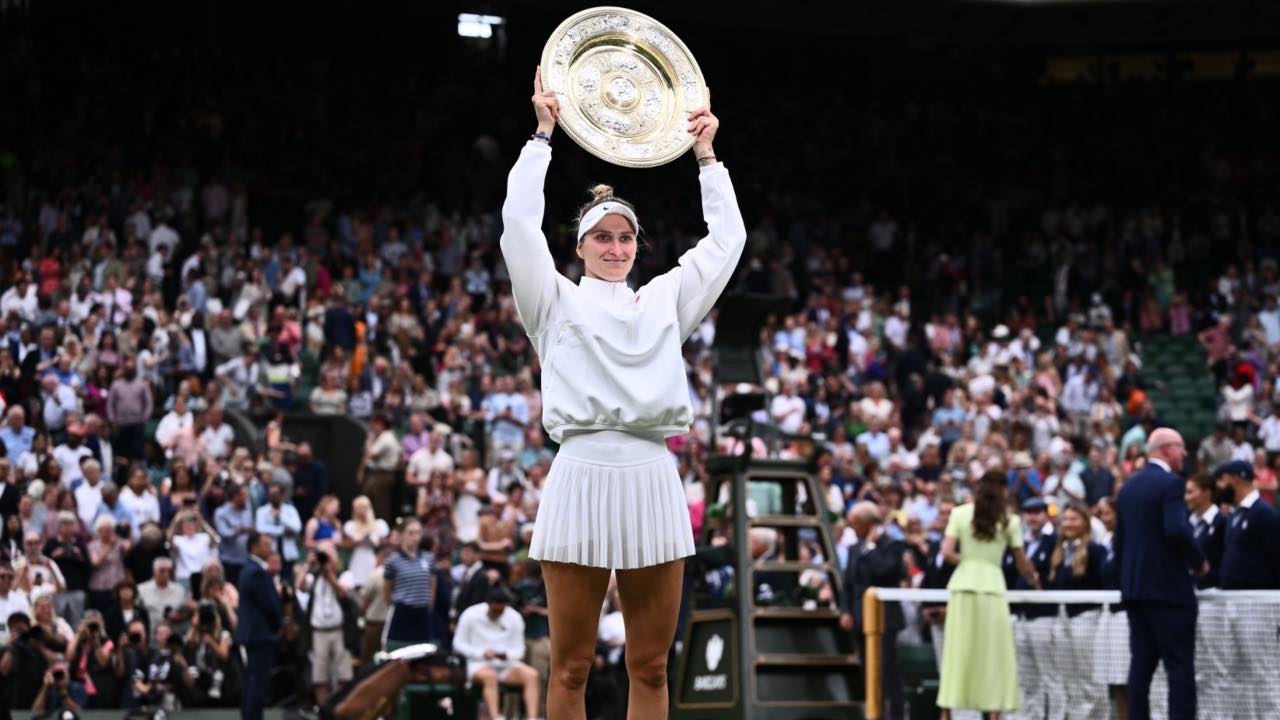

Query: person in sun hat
[500,66,743,719]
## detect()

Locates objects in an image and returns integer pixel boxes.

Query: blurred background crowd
[0,0,1278,717]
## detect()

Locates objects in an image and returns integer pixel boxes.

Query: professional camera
[197,601,217,633]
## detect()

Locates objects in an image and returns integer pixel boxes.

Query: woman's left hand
[688,92,718,156]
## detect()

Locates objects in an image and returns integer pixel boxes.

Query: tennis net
[861,587,1280,720]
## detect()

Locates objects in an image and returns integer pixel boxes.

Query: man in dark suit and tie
[837,502,907,720]
[1213,459,1280,715]
[1114,428,1207,720]
[453,541,493,617]
[238,530,282,720]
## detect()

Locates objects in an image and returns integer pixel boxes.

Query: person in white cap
[501,67,744,719]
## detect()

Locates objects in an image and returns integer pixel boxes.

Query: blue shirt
[485,393,529,446]
[1007,468,1043,503]
[856,431,890,462]
[94,502,137,540]
[255,503,303,563]
[214,502,254,565]
[384,549,436,608]
[0,425,34,458]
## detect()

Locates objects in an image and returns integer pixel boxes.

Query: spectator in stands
[255,482,302,581]
[0,562,31,645]
[45,512,90,626]
[107,362,152,462]
[359,548,392,666]
[484,375,529,464]
[87,514,130,612]
[290,442,328,522]
[0,406,34,459]
[359,414,402,521]
[214,483,254,585]
[200,404,235,460]
[55,424,93,489]
[342,495,388,589]
[32,593,74,652]
[215,343,260,412]
[137,557,191,643]
[104,580,150,642]
[304,494,343,557]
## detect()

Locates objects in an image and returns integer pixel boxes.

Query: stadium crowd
[1,17,1280,719]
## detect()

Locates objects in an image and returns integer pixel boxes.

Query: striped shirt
[384,549,435,608]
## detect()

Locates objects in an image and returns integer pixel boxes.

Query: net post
[863,586,885,720]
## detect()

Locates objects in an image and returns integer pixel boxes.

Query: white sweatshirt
[500,141,747,442]
[452,603,527,664]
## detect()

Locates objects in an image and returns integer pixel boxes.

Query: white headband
[576,201,640,243]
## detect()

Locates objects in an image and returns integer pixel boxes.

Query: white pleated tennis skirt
[528,430,696,569]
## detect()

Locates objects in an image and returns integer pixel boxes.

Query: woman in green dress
[938,470,1041,719]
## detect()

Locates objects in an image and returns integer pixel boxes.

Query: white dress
[501,141,746,569]
[343,518,389,587]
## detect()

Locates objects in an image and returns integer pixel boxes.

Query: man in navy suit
[1114,428,1207,720]
[238,530,282,720]
[1213,459,1280,716]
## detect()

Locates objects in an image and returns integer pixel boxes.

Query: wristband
[532,132,551,144]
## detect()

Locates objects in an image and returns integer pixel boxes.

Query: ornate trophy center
[604,75,639,110]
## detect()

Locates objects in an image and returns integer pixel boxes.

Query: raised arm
[499,67,563,337]
[666,100,747,340]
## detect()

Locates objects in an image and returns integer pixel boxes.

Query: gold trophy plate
[540,6,709,168]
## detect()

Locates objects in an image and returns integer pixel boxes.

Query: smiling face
[577,214,636,282]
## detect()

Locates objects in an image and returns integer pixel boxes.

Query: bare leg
[332,661,410,720]
[542,561,611,720]
[615,559,684,720]
[474,666,501,718]
[506,664,542,718]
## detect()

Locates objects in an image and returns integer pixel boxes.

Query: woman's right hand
[532,66,560,135]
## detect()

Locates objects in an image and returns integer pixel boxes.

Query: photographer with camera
[0,611,60,708]
[301,545,355,705]
[66,609,119,707]
[113,619,150,709]
[181,597,238,707]
[129,622,195,711]
[31,658,81,713]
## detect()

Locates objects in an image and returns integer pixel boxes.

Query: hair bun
[589,184,615,201]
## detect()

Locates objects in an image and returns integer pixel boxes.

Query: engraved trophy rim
[540,6,709,169]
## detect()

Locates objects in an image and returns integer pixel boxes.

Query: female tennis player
[499,66,744,719]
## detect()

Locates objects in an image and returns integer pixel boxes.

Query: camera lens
[52,669,65,682]
[129,632,144,645]
[87,622,100,633]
